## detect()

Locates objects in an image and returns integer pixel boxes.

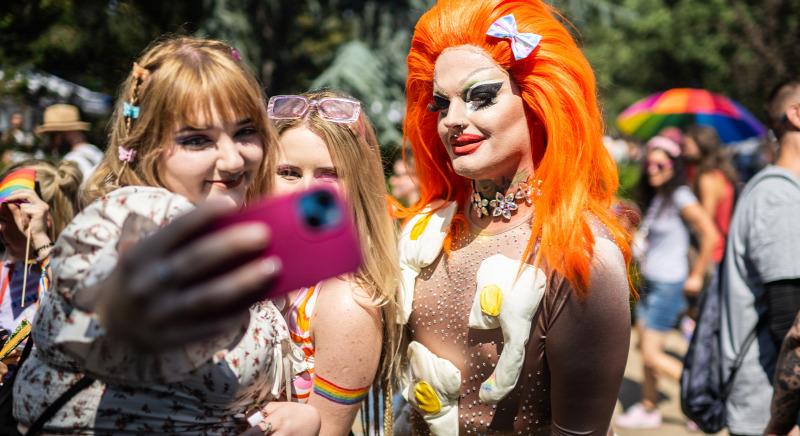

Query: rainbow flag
[0,168,36,204]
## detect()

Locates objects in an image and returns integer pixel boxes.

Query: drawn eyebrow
[457,67,499,88]
[433,66,498,97]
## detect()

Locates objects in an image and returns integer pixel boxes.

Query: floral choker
[471,177,542,220]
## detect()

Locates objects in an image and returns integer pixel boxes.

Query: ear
[786,103,800,131]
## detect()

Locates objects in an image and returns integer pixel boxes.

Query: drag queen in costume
[396,1,633,434]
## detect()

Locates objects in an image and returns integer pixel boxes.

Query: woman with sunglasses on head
[12,37,320,435]
[617,136,720,429]
[267,90,401,436]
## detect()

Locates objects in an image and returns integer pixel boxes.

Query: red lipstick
[451,133,485,155]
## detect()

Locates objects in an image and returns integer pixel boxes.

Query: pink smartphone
[211,185,363,299]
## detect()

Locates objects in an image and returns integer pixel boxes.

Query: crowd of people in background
[610,79,800,434]
[0,0,798,435]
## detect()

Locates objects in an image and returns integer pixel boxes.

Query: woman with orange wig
[395,0,633,434]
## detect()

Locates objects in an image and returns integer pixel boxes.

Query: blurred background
[2,0,799,160]
[3,2,800,434]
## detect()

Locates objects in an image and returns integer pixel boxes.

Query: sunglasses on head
[267,95,361,124]
[646,160,672,172]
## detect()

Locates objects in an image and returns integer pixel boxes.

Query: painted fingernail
[247,410,264,427]
[261,256,282,276]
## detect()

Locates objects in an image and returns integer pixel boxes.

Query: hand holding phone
[91,186,362,351]
[211,185,363,299]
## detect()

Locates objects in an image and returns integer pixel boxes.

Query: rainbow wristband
[313,374,370,406]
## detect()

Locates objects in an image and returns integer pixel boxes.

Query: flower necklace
[471,176,542,220]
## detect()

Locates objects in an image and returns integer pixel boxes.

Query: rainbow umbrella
[616,88,766,143]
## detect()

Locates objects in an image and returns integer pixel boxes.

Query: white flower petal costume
[397,201,458,324]
[467,254,547,404]
[402,341,461,435]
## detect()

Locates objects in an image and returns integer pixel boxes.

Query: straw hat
[35,104,90,134]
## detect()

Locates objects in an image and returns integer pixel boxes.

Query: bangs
[168,59,265,130]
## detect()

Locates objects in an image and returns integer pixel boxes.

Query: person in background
[389,149,419,207]
[14,36,319,435]
[683,125,737,266]
[0,159,82,332]
[34,104,104,181]
[0,160,81,383]
[269,89,401,435]
[617,135,719,429]
[720,78,800,436]
[1,112,38,166]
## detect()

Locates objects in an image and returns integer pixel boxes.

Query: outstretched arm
[546,237,631,435]
[308,277,383,436]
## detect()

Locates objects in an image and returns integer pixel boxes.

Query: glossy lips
[451,133,485,155]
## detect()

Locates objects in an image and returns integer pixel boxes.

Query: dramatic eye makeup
[427,80,503,115]
[427,94,450,113]
[465,81,502,112]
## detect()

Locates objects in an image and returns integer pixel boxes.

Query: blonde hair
[3,159,82,240]
[84,36,276,205]
[273,89,401,434]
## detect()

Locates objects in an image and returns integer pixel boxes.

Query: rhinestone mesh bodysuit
[408,216,574,435]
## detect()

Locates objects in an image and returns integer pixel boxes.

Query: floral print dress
[12,186,303,434]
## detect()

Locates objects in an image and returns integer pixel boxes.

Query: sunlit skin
[159,106,263,208]
[273,124,382,436]
[431,46,533,183]
[273,126,341,196]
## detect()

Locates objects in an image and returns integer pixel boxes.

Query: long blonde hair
[2,159,82,240]
[273,89,401,434]
[84,36,276,205]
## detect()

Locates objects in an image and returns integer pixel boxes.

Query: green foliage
[2,0,799,150]
[311,0,435,149]
[567,0,800,131]
[0,1,206,94]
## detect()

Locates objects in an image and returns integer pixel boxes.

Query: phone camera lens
[315,191,333,207]
[306,215,322,229]
[300,189,342,231]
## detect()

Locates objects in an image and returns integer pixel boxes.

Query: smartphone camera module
[300,190,343,231]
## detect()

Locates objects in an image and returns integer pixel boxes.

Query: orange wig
[402,0,632,296]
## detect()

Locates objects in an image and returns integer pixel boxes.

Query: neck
[776,135,800,178]
[467,168,537,231]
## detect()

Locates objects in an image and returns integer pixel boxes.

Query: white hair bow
[486,14,542,61]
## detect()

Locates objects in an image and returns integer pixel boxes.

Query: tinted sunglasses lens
[270,96,308,119]
[318,99,360,122]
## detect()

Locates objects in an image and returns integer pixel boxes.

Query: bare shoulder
[312,277,382,336]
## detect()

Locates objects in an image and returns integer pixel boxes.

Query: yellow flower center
[414,381,442,414]
[410,213,433,241]
[479,284,503,317]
